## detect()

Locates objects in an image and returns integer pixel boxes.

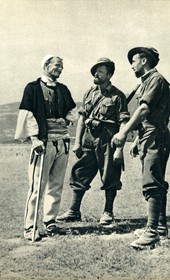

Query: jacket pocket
[99,100,116,118]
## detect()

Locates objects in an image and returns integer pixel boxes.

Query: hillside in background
[0,99,138,143]
[0,102,19,143]
[0,102,81,144]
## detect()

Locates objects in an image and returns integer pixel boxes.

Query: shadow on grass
[52,216,170,237]
[60,218,147,236]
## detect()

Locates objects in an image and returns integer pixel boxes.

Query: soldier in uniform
[57,57,130,225]
[113,47,170,249]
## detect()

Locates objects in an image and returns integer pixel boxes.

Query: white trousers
[24,140,69,229]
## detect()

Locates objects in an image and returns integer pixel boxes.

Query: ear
[107,73,112,79]
[142,57,147,65]
[44,64,49,72]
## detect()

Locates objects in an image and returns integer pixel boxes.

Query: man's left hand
[111,131,126,147]
[113,148,124,165]
[72,143,83,159]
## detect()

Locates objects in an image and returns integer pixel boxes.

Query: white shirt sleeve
[14,109,39,141]
[65,106,78,122]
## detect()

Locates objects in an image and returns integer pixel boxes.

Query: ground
[0,143,170,280]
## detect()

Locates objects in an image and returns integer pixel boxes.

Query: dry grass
[0,143,170,280]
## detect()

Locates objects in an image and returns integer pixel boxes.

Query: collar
[41,75,57,86]
[97,81,112,95]
[141,68,157,82]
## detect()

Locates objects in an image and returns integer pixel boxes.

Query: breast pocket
[100,100,116,118]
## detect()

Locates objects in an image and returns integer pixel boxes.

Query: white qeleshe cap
[41,54,55,69]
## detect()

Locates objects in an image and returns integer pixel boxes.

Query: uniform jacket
[79,82,130,148]
[134,69,170,143]
[79,82,129,126]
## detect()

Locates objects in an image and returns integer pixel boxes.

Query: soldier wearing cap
[113,47,170,249]
[15,55,78,240]
[57,57,130,225]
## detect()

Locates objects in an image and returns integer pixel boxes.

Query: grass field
[0,143,170,280]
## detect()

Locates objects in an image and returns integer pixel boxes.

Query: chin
[94,79,100,85]
[52,74,60,79]
[135,72,141,78]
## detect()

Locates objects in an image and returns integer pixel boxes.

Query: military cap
[91,57,115,76]
[127,47,159,67]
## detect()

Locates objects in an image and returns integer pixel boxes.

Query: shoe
[46,223,58,236]
[99,212,114,225]
[157,225,169,238]
[131,227,160,249]
[45,223,67,236]
[24,227,41,241]
[56,210,81,222]
[134,225,168,238]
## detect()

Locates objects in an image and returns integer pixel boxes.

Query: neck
[143,65,152,75]
[142,67,154,78]
[48,76,57,82]
[99,81,110,91]
[44,71,57,82]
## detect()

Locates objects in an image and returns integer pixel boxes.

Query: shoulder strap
[88,91,106,118]
[84,87,103,117]
[126,84,140,104]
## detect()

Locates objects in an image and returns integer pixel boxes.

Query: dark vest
[19,78,76,141]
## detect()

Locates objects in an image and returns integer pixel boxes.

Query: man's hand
[58,118,66,125]
[72,143,83,159]
[111,131,127,147]
[31,136,45,155]
[113,148,124,165]
[130,142,139,158]
[130,144,139,158]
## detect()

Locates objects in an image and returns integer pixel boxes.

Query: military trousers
[70,137,122,192]
[139,126,169,200]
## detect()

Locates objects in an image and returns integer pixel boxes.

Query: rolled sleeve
[117,93,130,123]
[139,76,162,110]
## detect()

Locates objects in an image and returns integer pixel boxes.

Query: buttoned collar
[141,68,157,82]
[41,75,57,86]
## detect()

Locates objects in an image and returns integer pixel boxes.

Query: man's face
[45,57,63,79]
[94,65,111,85]
[131,54,145,78]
